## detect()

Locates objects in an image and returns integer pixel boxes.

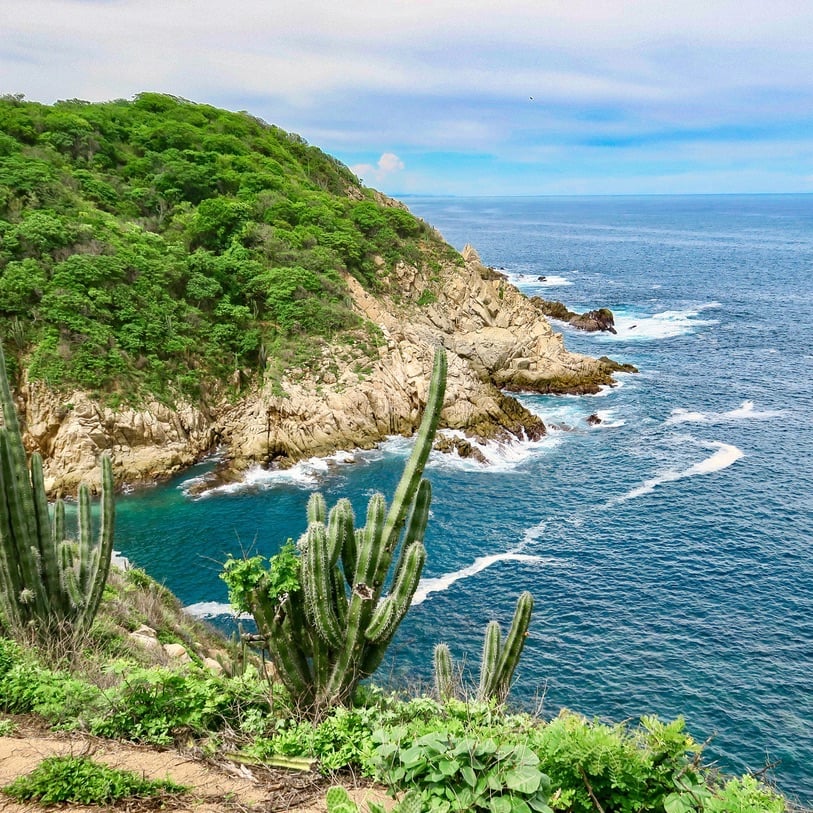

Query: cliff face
[17,245,629,494]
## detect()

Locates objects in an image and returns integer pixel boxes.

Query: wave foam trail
[666,400,785,425]
[613,441,744,503]
[412,551,553,606]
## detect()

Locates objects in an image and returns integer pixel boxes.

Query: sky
[1,0,812,196]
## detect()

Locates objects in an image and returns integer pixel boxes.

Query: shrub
[3,755,187,805]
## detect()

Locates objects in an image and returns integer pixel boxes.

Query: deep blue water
[113,195,813,804]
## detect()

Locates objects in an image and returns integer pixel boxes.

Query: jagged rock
[586,413,602,426]
[434,435,488,464]
[531,298,618,334]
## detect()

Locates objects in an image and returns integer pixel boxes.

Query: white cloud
[351,152,405,185]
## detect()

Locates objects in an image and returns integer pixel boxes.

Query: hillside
[0,94,631,492]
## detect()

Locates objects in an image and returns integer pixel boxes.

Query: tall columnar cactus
[0,346,115,645]
[223,347,447,714]
[434,591,534,704]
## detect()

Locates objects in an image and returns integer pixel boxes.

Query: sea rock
[530,298,618,335]
[586,413,602,425]
[434,434,488,464]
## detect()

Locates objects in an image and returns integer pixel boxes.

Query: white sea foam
[505,271,573,288]
[666,400,785,425]
[185,601,246,619]
[591,409,626,428]
[181,448,366,498]
[613,441,744,503]
[609,304,720,341]
[412,551,553,606]
[429,429,557,473]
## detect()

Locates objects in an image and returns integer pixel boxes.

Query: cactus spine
[433,591,534,704]
[226,348,447,715]
[0,346,116,645]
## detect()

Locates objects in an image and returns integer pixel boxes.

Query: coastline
[17,245,634,496]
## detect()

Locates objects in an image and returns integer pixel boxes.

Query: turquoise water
[113,195,813,803]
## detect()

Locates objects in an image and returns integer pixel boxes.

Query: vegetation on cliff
[0,93,453,401]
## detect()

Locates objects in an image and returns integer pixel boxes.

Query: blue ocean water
[113,195,813,803]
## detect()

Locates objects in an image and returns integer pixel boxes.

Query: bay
[113,194,813,804]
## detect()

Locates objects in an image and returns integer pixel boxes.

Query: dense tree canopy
[0,93,451,401]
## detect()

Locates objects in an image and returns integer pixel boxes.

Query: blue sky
[1,0,812,196]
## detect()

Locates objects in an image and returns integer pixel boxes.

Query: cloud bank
[1,0,811,194]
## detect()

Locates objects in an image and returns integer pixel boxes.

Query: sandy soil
[0,718,388,813]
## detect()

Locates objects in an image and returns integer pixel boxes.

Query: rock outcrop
[13,244,635,493]
[531,298,618,334]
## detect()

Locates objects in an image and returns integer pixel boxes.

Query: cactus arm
[493,590,534,701]
[80,455,116,630]
[380,347,446,552]
[477,621,503,701]
[51,498,65,547]
[434,643,454,701]
[354,493,386,588]
[303,523,344,648]
[361,541,426,675]
[385,479,431,591]
[307,492,327,524]
[251,588,313,702]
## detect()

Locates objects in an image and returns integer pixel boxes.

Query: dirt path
[0,719,387,812]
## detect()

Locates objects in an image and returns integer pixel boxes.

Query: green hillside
[0,93,451,402]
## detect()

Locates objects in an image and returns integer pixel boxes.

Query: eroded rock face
[17,379,216,493]
[14,244,634,493]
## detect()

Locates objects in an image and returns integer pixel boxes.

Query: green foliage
[0,345,116,649]
[0,94,443,401]
[88,664,272,745]
[0,718,15,736]
[326,784,422,813]
[703,775,786,813]
[374,728,553,813]
[222,541,301,615]
[3,755,187,805]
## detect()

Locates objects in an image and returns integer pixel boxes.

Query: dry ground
[0,717,388,813]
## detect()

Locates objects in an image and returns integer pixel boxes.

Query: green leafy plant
[374,728,553,813]
[326,784,422,813]
[2,755,187,805]
[222,348,447,715]
[0,345,115,649]
[434,591,534,704]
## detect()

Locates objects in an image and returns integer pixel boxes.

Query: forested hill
[0,93,453,403]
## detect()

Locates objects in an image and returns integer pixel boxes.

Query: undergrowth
[2,755,187,806]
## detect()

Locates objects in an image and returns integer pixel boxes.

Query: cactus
[433,591,534,704]
[223,348,447,714]
[0,346,115,646]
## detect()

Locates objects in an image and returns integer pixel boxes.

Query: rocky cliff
[15,244,632,494]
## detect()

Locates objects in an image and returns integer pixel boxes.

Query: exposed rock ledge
[14,245,635,495]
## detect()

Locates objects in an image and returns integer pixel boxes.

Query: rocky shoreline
[14,246,636,496]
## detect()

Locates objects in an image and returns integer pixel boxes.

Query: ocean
[111,195,813,803]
